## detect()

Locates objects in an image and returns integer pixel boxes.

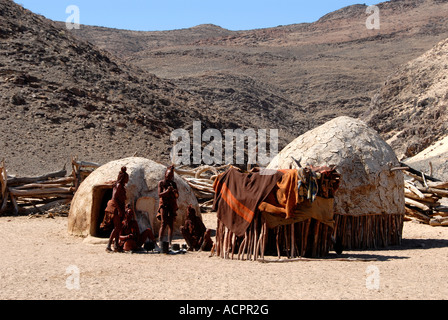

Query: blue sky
[14,0,380,31]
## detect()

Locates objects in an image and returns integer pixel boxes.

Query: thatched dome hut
[68,157,200,238]
[268,116,405,250]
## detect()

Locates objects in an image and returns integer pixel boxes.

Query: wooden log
[73,160,100,168]
[7,169,67,186]
[290,223,295,258]
[275,226,281,259]
[401,162,440,182]
[184,176,214,183]
[15,194,72,204]
[404,189,439,203]
[421,171,429,188]
[224,228,229,259]
[174,168,196,177]
[10,193,19,215]
[237,234,247,260]
[231,233,236,260]
[434,205,448,213]
[301,219,310,257]
[390,166,410,172]
[254,218,260,260]
[313,221,320,257]
[405,181,425,199]
[242,230,249,260]
[186,182,214,193]
[405,196,440,209]
[15,183,73,190]
[25,198,71,214]
[405,207,430,224]
[0,191,9,214]
[9,187,73,197]
[192,189,214,199]
[429,216,448,226]
[195,166,219,179]
[215,220,221,257]
[226,230,233,259]
[261,220,268,260]
[30,176,75,185]
[247,223,253,261]
[283,225,290,258]
[426,181,448,190]
[430,211,448,217]
[423,188,448,198]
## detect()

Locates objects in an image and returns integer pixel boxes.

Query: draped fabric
[212,167,283,237]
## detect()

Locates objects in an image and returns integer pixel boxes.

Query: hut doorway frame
[90,185,114,238]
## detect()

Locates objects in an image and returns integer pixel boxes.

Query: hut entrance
[91,185,114,238]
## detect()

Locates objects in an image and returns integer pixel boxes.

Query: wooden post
[290,223,296,258]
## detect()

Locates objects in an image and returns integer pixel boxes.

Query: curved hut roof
[268,116,405,216]
[68,157,200,237]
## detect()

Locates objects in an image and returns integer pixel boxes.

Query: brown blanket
[212,167,283,237]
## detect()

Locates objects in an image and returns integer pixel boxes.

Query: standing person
[102,167,129,252]
[157,165,178,248]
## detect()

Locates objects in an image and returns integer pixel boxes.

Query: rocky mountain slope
[69,0,448,138]
[2,0,448,176]
[365,37,448,159]
[404,135,448,181]
[0,0,295,175]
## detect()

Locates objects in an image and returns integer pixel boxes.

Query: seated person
[118,204,157,252]
[180,205,213,251]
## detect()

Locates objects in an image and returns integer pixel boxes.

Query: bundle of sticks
[174,164,231,211]
[400,162,448,226]
[0,158,99,216]
[71,156,100,191]
[0,164,73,216]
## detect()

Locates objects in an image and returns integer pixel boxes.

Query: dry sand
[1,212,448,300]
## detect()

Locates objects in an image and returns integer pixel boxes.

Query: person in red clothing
[181,205,213,251]
[102,167,129,252]
[118,204,157,252]
[157,165,178,248]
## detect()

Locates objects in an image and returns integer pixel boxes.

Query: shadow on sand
[326,237,448,262]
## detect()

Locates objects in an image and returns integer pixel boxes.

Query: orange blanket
[258,169,299,219]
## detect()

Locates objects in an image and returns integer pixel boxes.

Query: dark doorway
[91,185,113,238]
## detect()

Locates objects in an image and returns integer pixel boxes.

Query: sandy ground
[1,212,448,301]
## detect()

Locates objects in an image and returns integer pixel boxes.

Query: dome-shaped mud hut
[68,157,200,239]
[268,116,405,250]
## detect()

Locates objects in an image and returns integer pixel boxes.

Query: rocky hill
[0,0,295,175]
[68,0,448,135]
[365,37,448,159]
[2,0,448,176]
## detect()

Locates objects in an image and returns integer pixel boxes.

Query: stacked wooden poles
[1,167,72,215]
[267,220,333,258]
[0,157,99,216]
[333,213,404,250]
[71,157,100,192]
[174,164,231,211]
[215,215,270,261]
[214,216,334,260]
